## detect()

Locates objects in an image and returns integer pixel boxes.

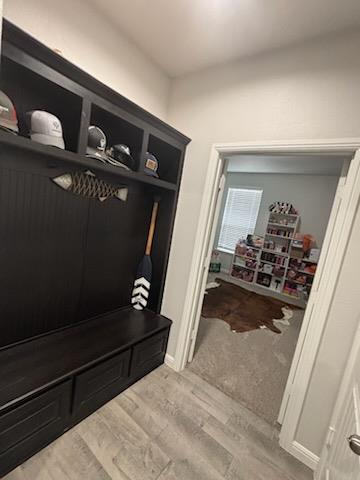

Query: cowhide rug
[202,278,300,334]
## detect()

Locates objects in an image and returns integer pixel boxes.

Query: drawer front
[131,329,169,378]
[0,380,71,477]
[73,349,131,419]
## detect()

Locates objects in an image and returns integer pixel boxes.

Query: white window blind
[218,188,263,253]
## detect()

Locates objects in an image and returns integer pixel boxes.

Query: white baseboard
[288,440,319,471]
[165,353,175,370]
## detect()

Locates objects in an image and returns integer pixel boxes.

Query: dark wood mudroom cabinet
[0,20,189,477]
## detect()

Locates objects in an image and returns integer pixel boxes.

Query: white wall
[3,0,170,120]
[162,30,360,458]
[215,172,339,272]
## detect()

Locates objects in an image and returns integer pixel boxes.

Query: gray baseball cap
[26,110,65,149]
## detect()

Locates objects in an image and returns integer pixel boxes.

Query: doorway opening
[173,139,360,469]
[188,153,346,426]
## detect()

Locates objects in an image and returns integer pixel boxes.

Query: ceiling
[226,154,347,176]
[90,0,360,77]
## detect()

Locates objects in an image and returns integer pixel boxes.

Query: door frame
[172,138,360,469]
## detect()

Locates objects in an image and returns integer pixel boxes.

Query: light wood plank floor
[4,366,313,480]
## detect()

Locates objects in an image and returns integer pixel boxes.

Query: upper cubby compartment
[90,103,144,172]
[1,57,83,153]
[147,134,182,185]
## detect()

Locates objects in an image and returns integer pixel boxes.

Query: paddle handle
[145,200,159,255]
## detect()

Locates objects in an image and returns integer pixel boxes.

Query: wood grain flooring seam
[3,366,313,480]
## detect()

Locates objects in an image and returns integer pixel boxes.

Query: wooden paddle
[131,198,160,310]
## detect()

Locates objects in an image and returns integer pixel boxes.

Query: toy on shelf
[261,251,286,265]
[269,217,297,227]
[256,272,272,287]
[246,234,264,249]
[235,240,247,256]
[266,226,293,237]
[245,258,257,269]
[209,250,221,273]
[287,268,297,280]
[283,280,301,297]
[269,202,298,215]
[303,264,317,275]
[262,263,273,274]
[271,277,282,291]
[308,248,320,263]
[273,266,285,278]
[234,255,257,270]
[263,239,289,253]
[231,265,255,282]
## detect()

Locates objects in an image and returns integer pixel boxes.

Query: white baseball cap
[26,110,65,149]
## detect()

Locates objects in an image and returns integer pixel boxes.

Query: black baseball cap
[107,144,134,170]
[86,126,108,163]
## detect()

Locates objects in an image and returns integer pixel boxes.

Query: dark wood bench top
[0,307,171,413]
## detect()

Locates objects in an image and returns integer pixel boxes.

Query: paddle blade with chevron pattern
[131,255,152,310]
[131,199,159,310]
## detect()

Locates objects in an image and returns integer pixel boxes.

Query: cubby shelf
[286,278,312,286]
[262,248,289,256]
[233,264,257,271]
[297,258,318,264]
[268,222,296,228]
[298,270,315,276]
[0,130,177,191]
[260,259,285,267]
[234,254,258,260]
[265,233,293,239]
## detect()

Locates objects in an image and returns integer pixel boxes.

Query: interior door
[278,159,351,425]
[316,322,360,479]
[187,169,226,363]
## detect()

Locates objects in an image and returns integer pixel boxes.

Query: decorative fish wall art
[52,170,128,202]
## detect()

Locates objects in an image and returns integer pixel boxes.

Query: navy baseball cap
[144,152,159,178]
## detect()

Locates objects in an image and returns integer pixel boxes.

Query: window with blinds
[218,187,263,253]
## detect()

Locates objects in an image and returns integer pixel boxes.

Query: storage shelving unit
[258,211,300,293]
[231,212,298,291]
[0,20,190,477]
[230,210,318,301]
[283,256,317,299]
[231,245,261,283]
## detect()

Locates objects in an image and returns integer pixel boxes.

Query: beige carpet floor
[188,306,304,426]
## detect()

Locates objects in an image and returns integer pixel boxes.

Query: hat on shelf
[144,152,159,178]
[26,110,65,149]
[106,144,134,170]
[0,90,19,135]
[86,126,109,164]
